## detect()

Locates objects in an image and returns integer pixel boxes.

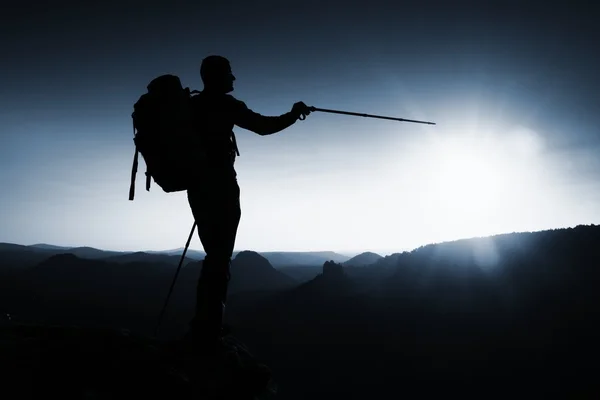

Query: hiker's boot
[188,299,225,354]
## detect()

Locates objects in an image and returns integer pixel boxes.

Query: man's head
[200,55,235,93]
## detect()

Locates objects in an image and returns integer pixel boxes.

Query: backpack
[128,74,201,201]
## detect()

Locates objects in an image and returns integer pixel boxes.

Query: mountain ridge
[343,251,383,267]
[1,242,352,268]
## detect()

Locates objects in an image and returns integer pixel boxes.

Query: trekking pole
[154,221,197,337]
[301,106,436,125]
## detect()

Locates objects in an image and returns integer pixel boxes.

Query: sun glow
[381,123,553,244]
[428,137,512,217]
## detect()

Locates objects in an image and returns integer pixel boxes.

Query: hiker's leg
[187,188,222,343]
[187,178,241,345]
[214,178,241,301]
[193,177,241,300]
[211,179,241,327]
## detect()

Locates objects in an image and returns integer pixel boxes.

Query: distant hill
[290,261,357,297]
[258,251,350,267]
[145,248,206,260]
[0,245,57,270]
[63,246,129,259]
[1,243,57,254]
[103,252,194,266]
[30,243,73,250]
[343,251,383,267]
[230,251,298,293]
[0,243,128,260]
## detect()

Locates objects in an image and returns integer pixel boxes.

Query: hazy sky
[1,1,598,255]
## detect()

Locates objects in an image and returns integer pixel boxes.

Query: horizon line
[17,243,402,257]
[5,222,597,257]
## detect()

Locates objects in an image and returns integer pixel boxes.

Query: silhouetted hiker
[185,55,311,354]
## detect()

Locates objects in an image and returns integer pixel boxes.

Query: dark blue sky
[1,0,598,253]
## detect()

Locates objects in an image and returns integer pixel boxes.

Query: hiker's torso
[190,91,240,177]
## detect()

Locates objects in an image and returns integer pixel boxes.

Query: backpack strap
[145,170,152,191]
[129,118,153,200]
[231,131,240,156]
[129,121,138,201]
[129,148,139,201]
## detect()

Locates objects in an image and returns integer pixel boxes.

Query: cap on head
[200,55,233,84]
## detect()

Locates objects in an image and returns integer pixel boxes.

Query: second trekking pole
[154,221,197,337]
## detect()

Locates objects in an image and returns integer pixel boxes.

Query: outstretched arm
[231,99,308,136]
